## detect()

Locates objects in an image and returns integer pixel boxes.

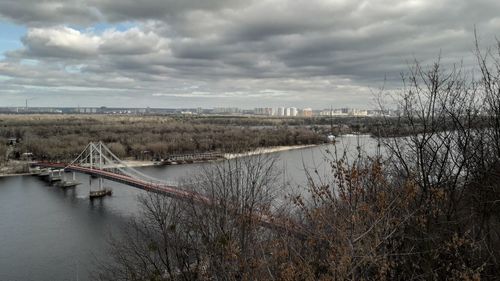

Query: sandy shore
[119,144,318,167]
[117,144,318,168]
[120,160,158,168]
[224,144,317,159]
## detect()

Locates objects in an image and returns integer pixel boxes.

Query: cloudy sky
[0,0,499,109]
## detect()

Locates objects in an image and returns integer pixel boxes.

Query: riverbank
[0,160,31,178]
[0,172,33,178]
[0,144,322,177]
[117,144,319,168]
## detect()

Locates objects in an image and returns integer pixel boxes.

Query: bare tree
[95,154,285,281]
[373,44,495,278]
[286,49,491,280]
[0,142,7,163]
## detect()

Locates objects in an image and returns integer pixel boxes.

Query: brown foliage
[0,141,7,163]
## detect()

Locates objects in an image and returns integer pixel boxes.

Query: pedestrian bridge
[36,142,296,233]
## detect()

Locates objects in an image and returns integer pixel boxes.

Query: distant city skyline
[0,105,398,118]
[0,104,377,111]
[1,1,499,107]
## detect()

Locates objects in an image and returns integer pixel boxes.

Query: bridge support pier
[90,177,112,199]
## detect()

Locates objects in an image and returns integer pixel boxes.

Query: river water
[0,135,378,281]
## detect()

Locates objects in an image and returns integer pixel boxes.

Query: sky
[0,0,499,109]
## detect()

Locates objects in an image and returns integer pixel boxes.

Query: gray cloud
[0,0,499,108]
[0,0,101,26]
[91,0,250,23]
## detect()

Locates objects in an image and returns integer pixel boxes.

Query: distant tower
[330,105,333,134]
[25,97,36,112]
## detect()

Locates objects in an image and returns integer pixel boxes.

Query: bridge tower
[72,141,112,199]
[67,141,177,198]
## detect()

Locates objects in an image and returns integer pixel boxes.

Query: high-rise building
[290,107,298,117]
[277,107,285,116]
[302,108,313,117]
[212,107,241,114]
[254,107,273,115]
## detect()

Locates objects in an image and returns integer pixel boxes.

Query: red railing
[35,162,211,204]
[35,162,302,235]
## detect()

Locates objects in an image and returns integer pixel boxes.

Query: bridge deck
[34,162,300,234]
[37,162,210,204]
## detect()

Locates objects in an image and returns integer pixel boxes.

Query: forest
[0,115,326,162]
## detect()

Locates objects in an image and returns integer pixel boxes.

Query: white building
[254,107,273,115]
[351,109,368,116]
[302,108,313,117]
[277,107,285,116]
[319,108,368,116]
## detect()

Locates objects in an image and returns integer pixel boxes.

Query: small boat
[89,188,112,199]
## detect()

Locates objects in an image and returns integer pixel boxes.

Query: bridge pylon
[71,141,107,170]
[71,141,114,198]
[69,141,177,189]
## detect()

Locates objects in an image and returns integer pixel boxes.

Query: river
[0,135,379,281]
